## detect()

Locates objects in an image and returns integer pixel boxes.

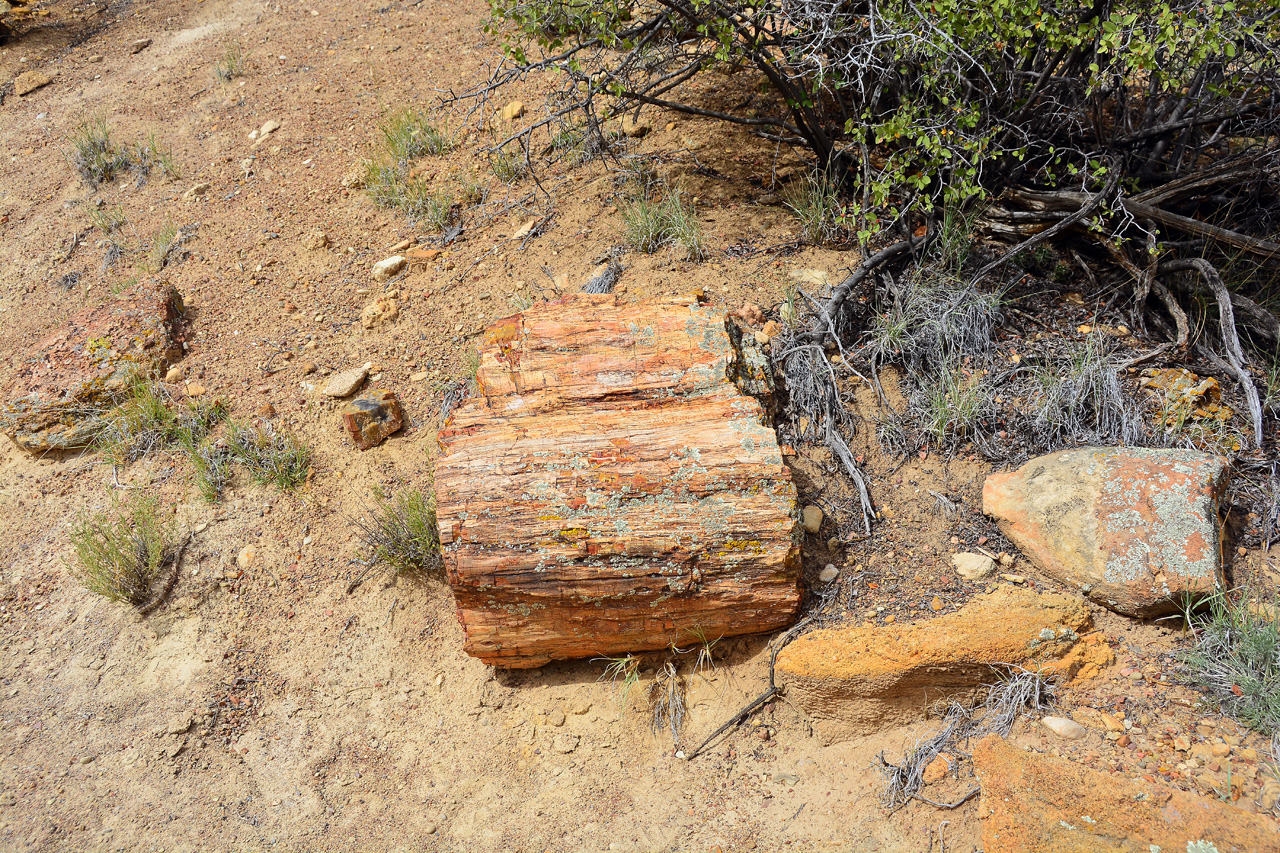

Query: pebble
[549,710,566,728]
[410,371,428,382]
[929,596,944,611]
[164,365,185,383]
[323,365,370,398]
[1001,573,1027,584]
[801,505,823,534]
[372,255,407,282]
[818,565,839,584]
[88,54,104,63]
[1042,716,1088,740]
[185,382,206,397]
[952,552,995,580]
[237,545,257,569]
[499,101,525,121]
[130,38,153,54]
[182,183,210,202]
[424,822,438,835]
[300,361,317,375]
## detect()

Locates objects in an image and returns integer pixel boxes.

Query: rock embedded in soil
[371,255,407,282]
[801,505,823,534]
[1040,716,1087,740]
[974,734,1280,853]
[952,552,995,580]
[983,447,1228,617]
[13,70,53,96]
[0,282,186,453]
[341,389,403,450]
[435,293,800,668]
[775,586,1089,744]
[322,365,369,397]
[360,293,399,329]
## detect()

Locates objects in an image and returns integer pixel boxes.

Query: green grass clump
[356,489,441,577]
[490,145,528,184]
[379,108,452,164]
[784,170,843,245]
[913,367,992,446]
[623,188,706,261]
[70,118,180,188]
[70,495,175,607]
[95,378,226,466]
[361,108,456,223]
[214,42,249,83]
[146,220,185,272]
[225,419,311,491]
[1182,589,1280,736]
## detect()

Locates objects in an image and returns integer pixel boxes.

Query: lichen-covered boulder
[983,448,1228,618]
[0,283,186,453]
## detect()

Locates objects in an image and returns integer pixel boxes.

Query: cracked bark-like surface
[436,293,800,667]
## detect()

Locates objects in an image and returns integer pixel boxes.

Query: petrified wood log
[435,293,800,668]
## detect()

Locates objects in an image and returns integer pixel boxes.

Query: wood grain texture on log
[435,293,800,668]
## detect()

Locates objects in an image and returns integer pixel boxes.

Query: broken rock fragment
[983,447,1228,617]
[341,390,403,450]
[435,294,799,667]
[0,282,185,452]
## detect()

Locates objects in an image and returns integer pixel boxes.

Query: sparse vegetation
[225,419,312,491]
[1182,590,1280,737]
[489,144,527,184]
[69,117,180,188]
[214,42,249,83]
[1029,334,1140,449]
[362,108,458,224]
[784,170,844,245]
[597,654,640,709]
[648,661,688,744]
[70,494,176,608]
[356,489,442,577]
[146,220,185,271]
[94,377,226,466]
[379,108,453,164]
[623,187,705,261]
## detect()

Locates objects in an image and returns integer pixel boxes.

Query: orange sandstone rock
[775,586,1089,744]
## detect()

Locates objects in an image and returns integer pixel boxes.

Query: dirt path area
[1,2,1276,852]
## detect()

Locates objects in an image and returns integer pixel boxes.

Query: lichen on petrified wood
[435,293,800,668]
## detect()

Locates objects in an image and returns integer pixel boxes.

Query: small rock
[167,714,193,735]
[13,70,53,97]
[323,366,369,398]
[371,255,407,283]
[571,702,592,715]
[819,565,839,584]
[1260,779,1280,811]
[259,119,281,137]
[304,230,331,250]
[164,365,185,383]
[1001,573,1027,584]
[620,115,651,138]
[1042,716,1088,740]
[499,101,526,122]
[389,238,412,253]
[410,371,428,382]
[922,753,952,784]
[788,269,830,289]
[340,166,365,189]
[360,294,400,329]
[299,361,317,375]
[185,382,206,397]
[548,710,566,727]
[802,505,823,535]
[735,303,765,327]
[551,733,579,754]
[88,55,104,63]
[130,38,153,54]
[182,183,210,202]
[952,552,995,580]
[78,755,95,765]
[258,403,276,418]
[423,822,438,835]
[760,320,780,340]
[237,545,257,569]
[341,389,404,450]
[753,330,771,345]
[930,596,944,611]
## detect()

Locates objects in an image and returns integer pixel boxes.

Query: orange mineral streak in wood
[435,294,800,668]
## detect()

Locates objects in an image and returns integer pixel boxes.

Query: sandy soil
[1,1,1277,852]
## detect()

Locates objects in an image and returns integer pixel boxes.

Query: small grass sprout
[648,661,688,744]
[70,494,176,608]
[597,653,641,709]
[783,169,843,245]
[214,42,249,83]
[623,187,705,261]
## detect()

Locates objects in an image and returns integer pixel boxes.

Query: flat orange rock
[435,293,799,668]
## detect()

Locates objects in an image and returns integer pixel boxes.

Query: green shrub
[1182,590,1280,736]
[71,495,175,607]
[356,489,441,577]
[623,188,705,261]
[225,419,311,491]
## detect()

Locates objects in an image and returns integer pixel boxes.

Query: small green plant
[1030,333,1140,448]
[225,419,311,491]
[490,144,528,183]
[186,440,233,503]
[597,654,640,709]
[69,118,180,187]
[70,494,176,608]
[146,220,184,271]
[214,42,249,83]
[87,203,126,235]
[70,117,133,188]
[94,377,226,466]
[379,108,452,165]
[783,170,844,245]
[356,489,441,577]
[913,367,992,447]
[1181,589,1280,737]
[110,273,141,295]
[623,187,705,261]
